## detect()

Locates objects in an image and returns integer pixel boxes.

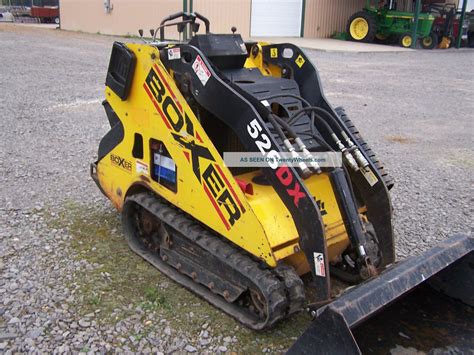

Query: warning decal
[136,160,149,175]
[295,54,305,68]
[192,55,211,86]
[167,47,181,60]
[313,252,326,277]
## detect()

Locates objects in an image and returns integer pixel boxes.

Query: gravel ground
[0,24,472,353]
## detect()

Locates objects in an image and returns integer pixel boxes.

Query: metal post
[300,0,306,37]
[411,0,421,48]
[182,0,188,40]
[456,0,468,48]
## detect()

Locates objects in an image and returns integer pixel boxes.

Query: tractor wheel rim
[402,36,412,47]
[350,18,369,40]
[423,37,432,46]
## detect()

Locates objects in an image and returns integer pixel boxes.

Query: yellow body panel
[97,42,353,275]
[244,43,282,78]
[97,44,277,266]
[237,171,350,265]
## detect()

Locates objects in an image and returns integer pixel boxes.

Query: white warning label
[136,160,149,175]
[167,47,181,60]
[313,252,326,277]
[192,55,211,86]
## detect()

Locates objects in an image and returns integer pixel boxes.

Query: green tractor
[347,0,437,49]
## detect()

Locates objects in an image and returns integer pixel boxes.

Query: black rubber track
[335,106,394,190]
[122,192,305,330]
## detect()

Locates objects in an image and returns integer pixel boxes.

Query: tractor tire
[399,33,414,48]
[468,32,474,48]
[335,106,394,190]
[421,32,438,49]
[346,11,377,43]
[374,33,389,44]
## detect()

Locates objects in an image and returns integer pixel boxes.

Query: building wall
[303,0,366,38]
[193,0,251,38]
[60,0,182,37]
[59,0,251,38]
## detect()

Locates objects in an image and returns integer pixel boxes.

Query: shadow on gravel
[47,202,311,352]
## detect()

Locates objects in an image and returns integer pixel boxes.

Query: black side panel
[98,103,124,161]
[103,100,120,127]
[188,34,248,70]
[106,42,136,100]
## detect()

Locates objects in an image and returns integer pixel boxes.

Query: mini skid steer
[91,13,473,352]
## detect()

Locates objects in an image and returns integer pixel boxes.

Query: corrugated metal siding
[193,0,251,38]
[60,0,183,37]
[59,0,251,38]
[304,0,366,38]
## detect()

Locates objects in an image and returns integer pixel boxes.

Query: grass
[48,201,311,352]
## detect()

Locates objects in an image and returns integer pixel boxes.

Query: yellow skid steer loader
[91,12,473,352]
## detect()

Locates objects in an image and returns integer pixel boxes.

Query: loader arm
[259,43,395,266]
[162,44,331,302]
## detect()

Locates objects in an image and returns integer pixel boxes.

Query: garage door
[251,0,303,37]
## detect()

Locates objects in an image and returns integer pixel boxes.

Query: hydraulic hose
[266,113,312,176]
[259,94,335,151]
[273,114,297,139]
[266,113,287,141]
[289,108,360,171]
[288,106,343,133]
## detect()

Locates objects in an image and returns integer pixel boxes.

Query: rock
[78,319,90,328]
[223,336,232,343]
[0,333,17,341]
[200,339,210,346]
[7,317,20,325]
[26,328,43,339]
[218,345,228,352]
[398,332,410,340]
[184,345,197,353]
[164,327,171,336]
[62,331,70,338]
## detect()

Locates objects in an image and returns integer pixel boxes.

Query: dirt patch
[385,135,416,144]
